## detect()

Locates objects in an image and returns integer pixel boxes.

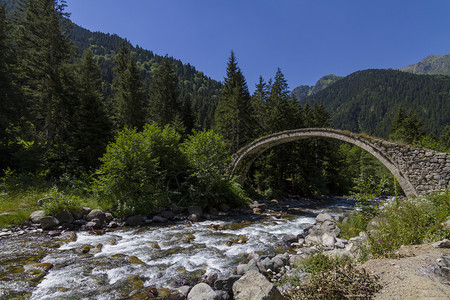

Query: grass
[0,172,101,228]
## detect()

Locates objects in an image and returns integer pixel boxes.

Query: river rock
[176,285,191,297]
[105,212,114,222]
[315,213,334,223]
[232,270,283,300]
[321,232,337,247]
[30,210,46,223]
[214,275,241,293]
[152,215,167,223]
[169,202,185,214]
[86,209,106,222]
[236,259,259,275]
[81,206,92,216]
[126,215,145,226]
[72,211,84,220]
[188,213,200,222]
[282,234,298,246]
[259,257,275,273]
[39,216,59,230]
[250,201,267,211]
[187,282,219,300]
[86,218,102,229]
[55,209,74,224]
[433,239,450,248]
[219,203,230,212]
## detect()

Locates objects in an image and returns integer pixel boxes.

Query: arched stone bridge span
[230,128,450,196]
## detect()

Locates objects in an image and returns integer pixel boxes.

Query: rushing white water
[1,198,355,299]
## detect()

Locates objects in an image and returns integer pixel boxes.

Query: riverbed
[0,197,355,299]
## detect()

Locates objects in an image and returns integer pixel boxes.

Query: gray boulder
[236,259,259,275]
[161,210,175,220]
[105,212,114,222]
[232,270,283,300]
[187,282,219,300]
[30,210,46,223]
[39,216,60,230]
[55,209,74,224]
[126,215,145,226]
[321,232,337,248]
[315,213,334,223]
[433,239,450,248]
[152,215,168,223]
[86,209,106,222]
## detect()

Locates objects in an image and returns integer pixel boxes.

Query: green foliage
[42,187,83,216]
[349,174,390,217]
[181,130,249,207]
[368,191,450,257]
[389,108,425,145]
[338,211,368,240]
[298,251,351,276]
[112,43,146,130]
[94,124,174,216]
[214,51,255,152]
[94,125,248,216]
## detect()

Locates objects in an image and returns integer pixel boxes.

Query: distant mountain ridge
[291,74,343,100]
[399,54,450,76]
[302,69,450,138]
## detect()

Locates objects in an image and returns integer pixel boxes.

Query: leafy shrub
[94,124,174,216]
[369,191,450,255]
[298,251,352,276]
[43,187,83,216]
[94,125,249,217]
[181,130,249,207]
[338,211,368,240]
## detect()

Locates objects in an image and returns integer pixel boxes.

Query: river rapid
[0,197,355,299]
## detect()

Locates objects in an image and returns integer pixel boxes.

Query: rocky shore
[2,196,448,299]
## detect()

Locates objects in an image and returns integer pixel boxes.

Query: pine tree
[148,56,182,127]
[214,51,255,152]
[389,108,425,144]
[15,0,75,147]
[251,76,270,135]
[74,49,112,170]
[112,43,146,130]
[265,68,301,132]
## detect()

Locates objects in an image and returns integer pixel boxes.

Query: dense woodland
[1,0,449,215]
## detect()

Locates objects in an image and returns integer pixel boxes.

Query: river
[0,197,355,299]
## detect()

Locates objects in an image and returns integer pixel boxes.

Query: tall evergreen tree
[389,108,425,144]
[112,43,146,130]
[265,68,301,132]
[74,49,112,170]
[15,0,75,147]
[148,56,183,128]
[214,51,255,152]
[251,76,270,135]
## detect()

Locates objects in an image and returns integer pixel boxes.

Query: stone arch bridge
[230,128,450,196]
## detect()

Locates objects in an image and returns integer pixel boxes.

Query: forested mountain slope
[301,69,450,138]
[70,24,221,129]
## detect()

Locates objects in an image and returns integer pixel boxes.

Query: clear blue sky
[65,0,450,90]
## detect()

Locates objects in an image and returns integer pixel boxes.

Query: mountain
[70,24,221,129]
[301,69,450,138]
[399,54,450,76]
[291,74,343,100]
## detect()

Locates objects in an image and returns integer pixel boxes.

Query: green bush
[43,188,83,216]
[94,124,182,216]
[181,130,249,207]
[369,191,450,256]
[94,125,249,217]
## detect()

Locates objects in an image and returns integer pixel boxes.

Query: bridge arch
[230,128,418,196]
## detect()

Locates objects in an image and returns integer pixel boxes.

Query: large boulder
[39,216,60,230]
[55,209,74,224]
[315,213,334,223]
[187,282,219,300]
[86,209,106,222]
[125,215,145,226]
[232,270,283,300]
[30,210,46,223]
[214,275,241,293]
